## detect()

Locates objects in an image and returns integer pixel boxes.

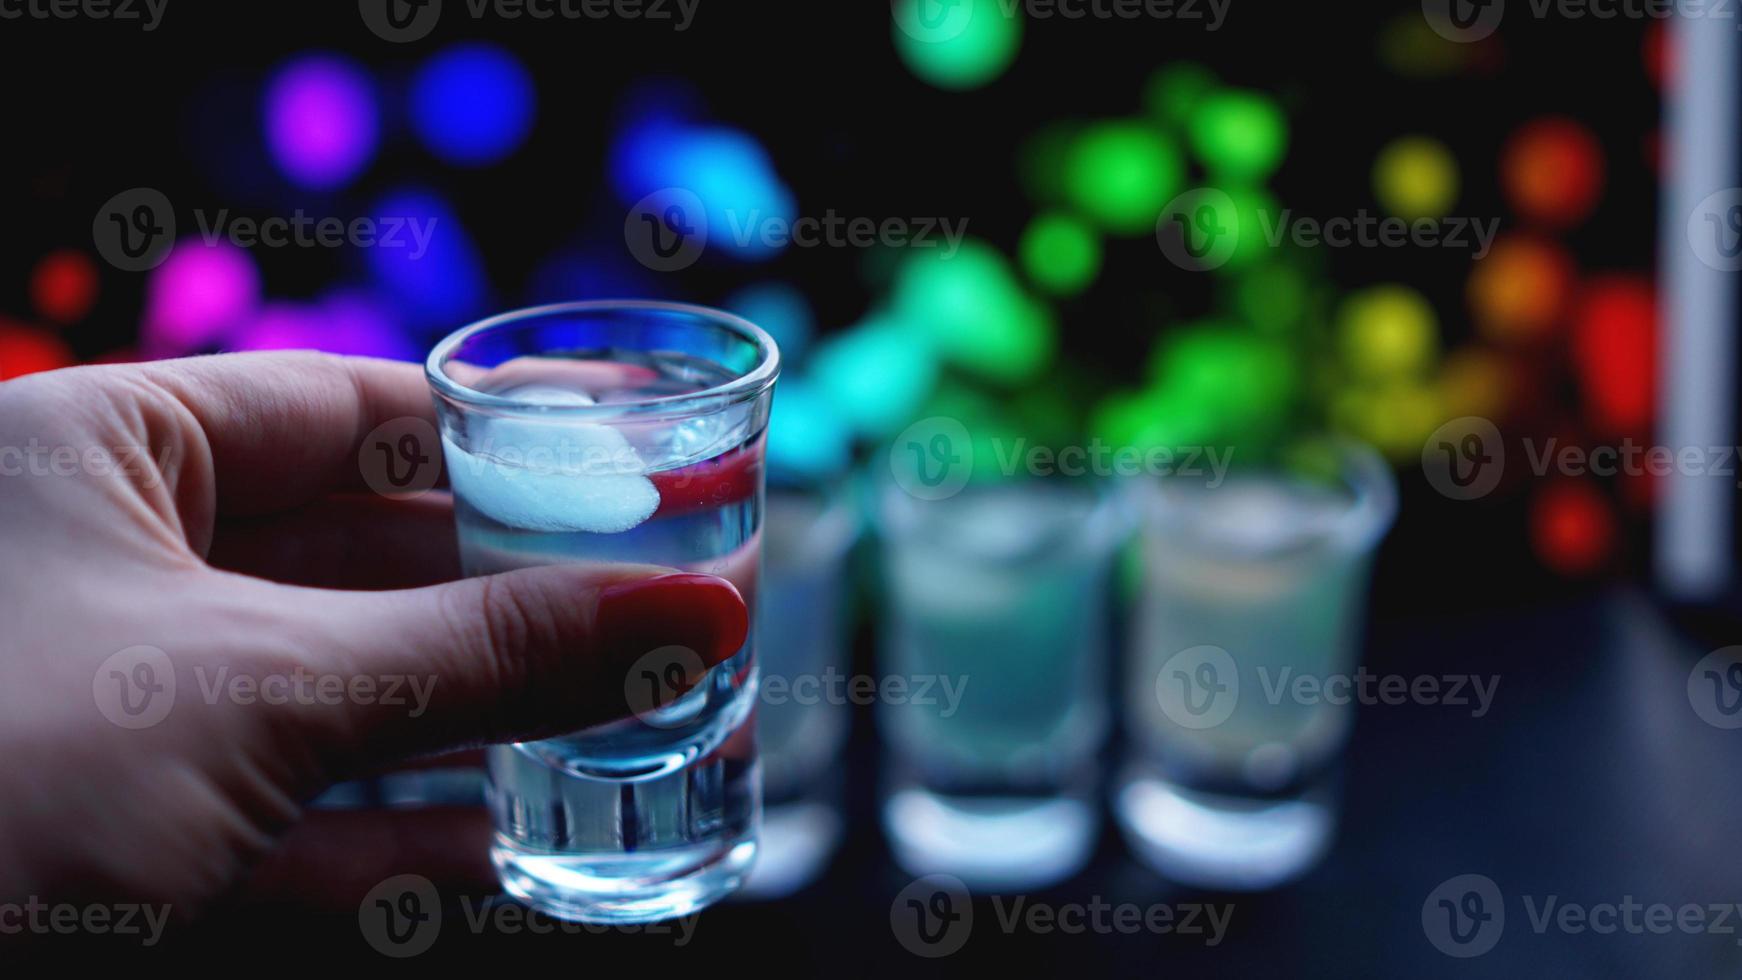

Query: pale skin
[0,352,748,923]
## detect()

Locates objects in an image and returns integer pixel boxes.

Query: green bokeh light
[1020,212,1103,296]
[1148,322,1296,441]
[1232,260,1311,333]
[1144,63,1218,129]
[891,0,1023,91]
[894,241,1057,383]
[1064,121,1185,235]
[1188,90,1289,182]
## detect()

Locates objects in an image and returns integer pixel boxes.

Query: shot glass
[877,474,1127,890]
[740,484,861,899]
[427,301,779,923]
[1116,439,1396,890]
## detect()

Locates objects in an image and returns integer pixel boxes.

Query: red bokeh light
[0,321,76,380]
[1530,480,1615,576]
[1571,276,1656,437]
[29,250,99,325]
[1502,117,1605,229]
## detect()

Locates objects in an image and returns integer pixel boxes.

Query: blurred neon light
[231,293,416,361]
[1373,136,1459,221]
[364,188,489,331]
[30,250,99,325]
[1064,121,1185,235]
[1502,117,1604,228]
[142,240,261,356]
[264,54,379,190]
[0,321,75,379]
[891,0,1023,91]
[724,282,815,365]
[611,120,795,261]
[411,44,536,167]
[1188,90,1288,182]
[1020,212,1102,297]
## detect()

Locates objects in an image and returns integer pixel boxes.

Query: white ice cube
[444,423,660,534]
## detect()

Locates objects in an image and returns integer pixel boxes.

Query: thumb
[284,563,749,773]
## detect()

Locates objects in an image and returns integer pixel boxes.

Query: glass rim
[425,299,781,420]
[1137,436,1398,554]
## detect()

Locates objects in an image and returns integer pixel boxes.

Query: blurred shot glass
[877,474,1127,890]
[741,484,861,899]
[1116,438,1396,890]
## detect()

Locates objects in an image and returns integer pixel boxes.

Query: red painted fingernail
[594,573,748,667]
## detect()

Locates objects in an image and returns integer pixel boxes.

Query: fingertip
[595,572,749,668]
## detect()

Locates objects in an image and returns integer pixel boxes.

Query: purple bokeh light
[264,54,380,190]
[142,240,261,356]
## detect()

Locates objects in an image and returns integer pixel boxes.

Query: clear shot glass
[740,483,861,899]
[427,301,779,923]
[1116,438,1396,890]
[876,474,1128,890]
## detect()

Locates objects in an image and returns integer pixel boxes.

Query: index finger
[137,351,440,515]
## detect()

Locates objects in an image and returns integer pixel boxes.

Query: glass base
[1115,765,1334,891]
[493,834,757,924]
[883,785,1096,891]
[737,799,843,900]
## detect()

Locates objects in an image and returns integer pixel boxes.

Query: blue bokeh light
[724,282,815,365]
[363,188,490,332]
[410,43,536,167]
[611,120,796,262]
